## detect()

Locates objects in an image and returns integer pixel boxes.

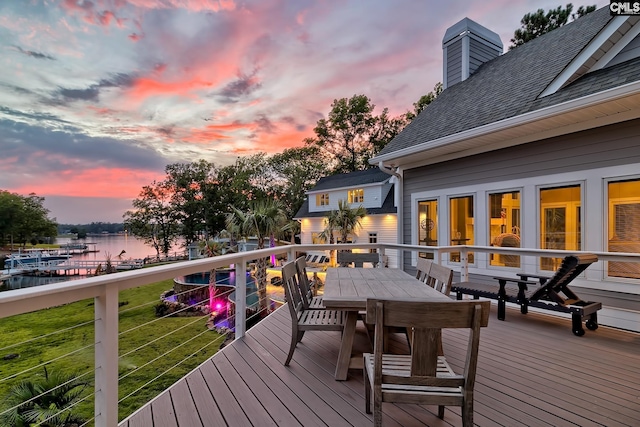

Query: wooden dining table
[322,267,451,380]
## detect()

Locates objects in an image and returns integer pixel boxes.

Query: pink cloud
[125,0,236,12]
[9,167,164,199]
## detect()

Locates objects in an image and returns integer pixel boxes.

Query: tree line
[124,85,443,256]
[0,191,57,248]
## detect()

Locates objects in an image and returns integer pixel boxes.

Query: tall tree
[225,200,287,314]
[510,3,596,49]
[164,160,214,245]
[305,94,378,174]
[124,181,181,257]
[268,146,328,219]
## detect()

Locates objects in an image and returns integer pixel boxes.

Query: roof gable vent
[442,18,503,89]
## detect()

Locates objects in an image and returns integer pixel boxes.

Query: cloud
[49,73,136,104]
[0,119,167,181]
[12,46,56,60]
[219,71,262,100]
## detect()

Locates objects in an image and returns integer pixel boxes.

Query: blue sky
[0,0,609,223]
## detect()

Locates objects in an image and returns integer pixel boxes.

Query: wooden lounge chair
[282,260,344,366]
[294,256,324,309]
[363,299,490,427]
[337,251,381,267]
[451,254,601,336]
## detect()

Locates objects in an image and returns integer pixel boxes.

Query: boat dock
[2,259,144,277]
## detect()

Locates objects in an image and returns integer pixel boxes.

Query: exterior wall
[299,214,398,268]
[308,184,388,213]
[401,119,640,331]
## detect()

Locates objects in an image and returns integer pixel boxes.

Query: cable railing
[0,243,639,427]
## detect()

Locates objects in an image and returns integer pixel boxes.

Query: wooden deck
[121,303,640,427]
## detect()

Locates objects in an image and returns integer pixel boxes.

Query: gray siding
[446,39,463,86]
[400,119,640,312]
[469,37,500,74]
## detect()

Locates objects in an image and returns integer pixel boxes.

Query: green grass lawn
[0,279,224,424]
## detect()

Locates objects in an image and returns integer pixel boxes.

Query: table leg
[335,310,358,380]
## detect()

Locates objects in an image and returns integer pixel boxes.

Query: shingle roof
[293,188,396,219]
[378,7,615,157]
[308,168,392,193]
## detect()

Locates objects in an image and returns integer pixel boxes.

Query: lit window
[348,189,364,203]
[369,233,377,253]
[489,191,521,267]
[540,184,581,271]
[418,199,438,259]
[450,195,474,263]
[316,193,330,206]
[607,178,640,279]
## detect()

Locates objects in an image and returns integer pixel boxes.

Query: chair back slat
[294,256,313,308]
[282,261,303,317]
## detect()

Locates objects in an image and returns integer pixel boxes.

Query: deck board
[121,302,640,427]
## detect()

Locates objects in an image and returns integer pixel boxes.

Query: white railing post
[459,247,469,282]
[234,259,247,339]
[94,284,119,427]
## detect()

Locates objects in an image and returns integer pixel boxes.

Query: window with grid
[348,189,364,203]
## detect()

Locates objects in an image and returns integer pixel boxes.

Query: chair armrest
[492,276,538,286]
[516,273,551,285]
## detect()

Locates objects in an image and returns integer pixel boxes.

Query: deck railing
[1,243,639,426]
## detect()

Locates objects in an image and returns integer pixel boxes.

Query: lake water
[1,234,185,292]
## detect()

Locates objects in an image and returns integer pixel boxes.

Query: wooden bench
[337,251,382,268]
[451,254,602,336]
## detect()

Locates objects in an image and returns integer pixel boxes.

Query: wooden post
[460,247,469,282]
[235,259,247,339]
[94,284,118,427]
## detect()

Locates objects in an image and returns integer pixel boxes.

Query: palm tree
[1,367,89,427]
[198,239,226,313]
[319,209,340,266]
[320,200,366,266]
[335,199,366,244]
[226,200,286,314]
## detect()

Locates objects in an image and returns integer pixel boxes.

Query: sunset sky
[0,0,608,223]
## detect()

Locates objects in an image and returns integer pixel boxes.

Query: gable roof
[373,7,640,169]
[307,168,391,193]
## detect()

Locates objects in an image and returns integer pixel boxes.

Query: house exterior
[371,7,640,332]
[294,168,398,267]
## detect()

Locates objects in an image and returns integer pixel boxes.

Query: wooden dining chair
[294,256,324,309]
[425,263,453,296]
[415,257,433,282]
[363,299,490,427]
[282,260,344,366]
